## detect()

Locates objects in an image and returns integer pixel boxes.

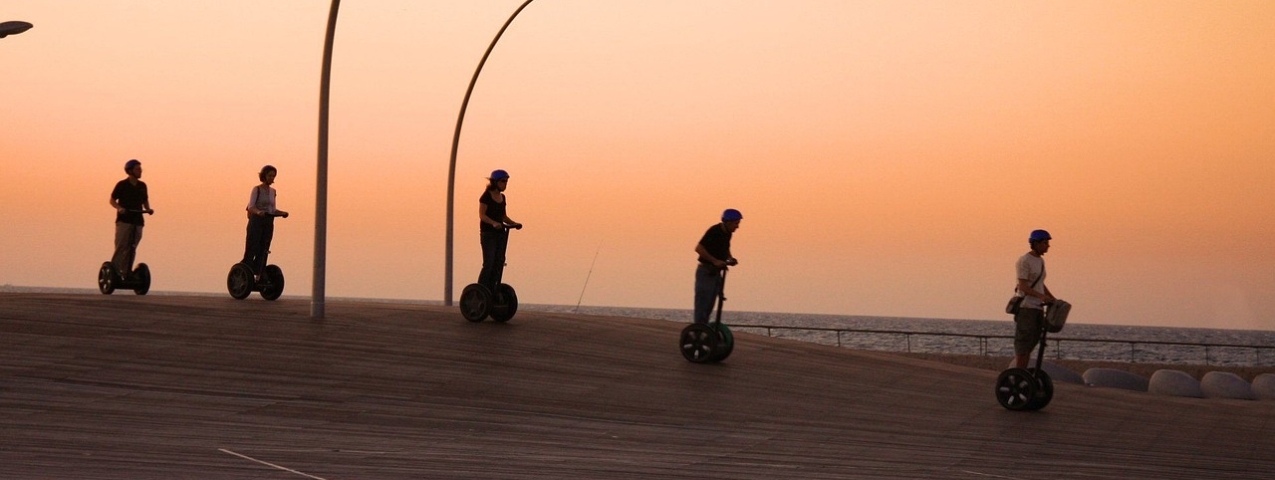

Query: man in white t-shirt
[1013,229,1055,368]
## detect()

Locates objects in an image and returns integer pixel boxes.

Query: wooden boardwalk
[2,293,1273,479]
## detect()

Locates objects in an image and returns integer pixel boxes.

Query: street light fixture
[0,21,33,38]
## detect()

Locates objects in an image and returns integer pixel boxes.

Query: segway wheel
[710,323,734,363]
[98,262,116,295]
[260,265,285,301]
[460,283,493,322]
[680,323,720,363]
[1025,368,1054,411]
[132,263,151,295]
[227,263,254,300]
[995,368,1038,411]
[489,284,519,323]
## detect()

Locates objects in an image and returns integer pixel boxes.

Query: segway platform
[460,282,518,323]
[226,263,285,300]
[97,262,151,296]
[461,225,520,323]
[995,300,1071,411]
[679,267,735,363]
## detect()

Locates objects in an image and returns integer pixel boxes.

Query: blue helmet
[722,209,743,221]
[1029,229,1052,243]
[124,159,141,172]
[489,169,510,180]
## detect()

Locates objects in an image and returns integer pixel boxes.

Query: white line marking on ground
[219,448,331,480]
[960,470,1022,480]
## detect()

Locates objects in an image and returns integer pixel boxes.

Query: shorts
[1013,307,1046,355]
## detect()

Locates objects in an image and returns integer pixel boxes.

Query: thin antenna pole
[573,243,602,313]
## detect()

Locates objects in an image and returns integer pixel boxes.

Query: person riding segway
[100,159,154,295]
[227,165,290,300]
[995,229,1071,411]
[680,209,742,363]
[460,169,523,322]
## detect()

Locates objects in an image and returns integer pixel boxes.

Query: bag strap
[1018,259,1045,295]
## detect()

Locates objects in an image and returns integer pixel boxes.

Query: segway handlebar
[124,208,154,215]
[501,223,522,230]
[707,258,736,271]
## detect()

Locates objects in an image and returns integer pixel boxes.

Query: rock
[1082,368,1149,392]
[1148,369,1203,398]
[1200,371,1256,400]
[1252,374,1275,400]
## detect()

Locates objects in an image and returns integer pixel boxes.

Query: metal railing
[730,324,1275,366]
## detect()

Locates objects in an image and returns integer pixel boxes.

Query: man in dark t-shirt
[693,209,742,324]
[108,159,152,276]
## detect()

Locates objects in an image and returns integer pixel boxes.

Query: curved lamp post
[444,0,535,306]
[313,0,341,319]
[307,0,534,314]
[0,21,33,38]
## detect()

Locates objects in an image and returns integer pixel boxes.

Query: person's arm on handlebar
[502,214,521,229]
[695,244,735,268]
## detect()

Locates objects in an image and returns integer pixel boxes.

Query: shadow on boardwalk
[2,293,1273,479]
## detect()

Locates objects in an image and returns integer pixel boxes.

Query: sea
[524,304,1275,367]
[6,286,1274,367]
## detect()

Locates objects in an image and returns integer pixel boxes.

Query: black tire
[995,368,1038,411]
[460,283,492,322]
[710,323,734,363]
[260,265,285,301]
[489,283,518,323]
[227,263,254,300]
[98,262,116,295]
[1025,368,1054,411]
[132,263,151,295]
[680,323,719,364]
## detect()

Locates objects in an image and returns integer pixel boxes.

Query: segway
[460,225,520,323]
[97,209,154,296]
[680,266,735,363]
[995,300,1071,411]
[226,212,287,300]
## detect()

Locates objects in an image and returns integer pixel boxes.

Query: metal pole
[445,0,535,306]
[313,0,341,319]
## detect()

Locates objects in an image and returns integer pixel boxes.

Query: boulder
[1251,373,1275,400]
[1082,368,1149,392]
[1200,371,1256,400]
[1148,369,1203,398]
[1006,359,1084,385]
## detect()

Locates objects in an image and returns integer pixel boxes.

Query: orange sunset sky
[2,1,1273,330]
